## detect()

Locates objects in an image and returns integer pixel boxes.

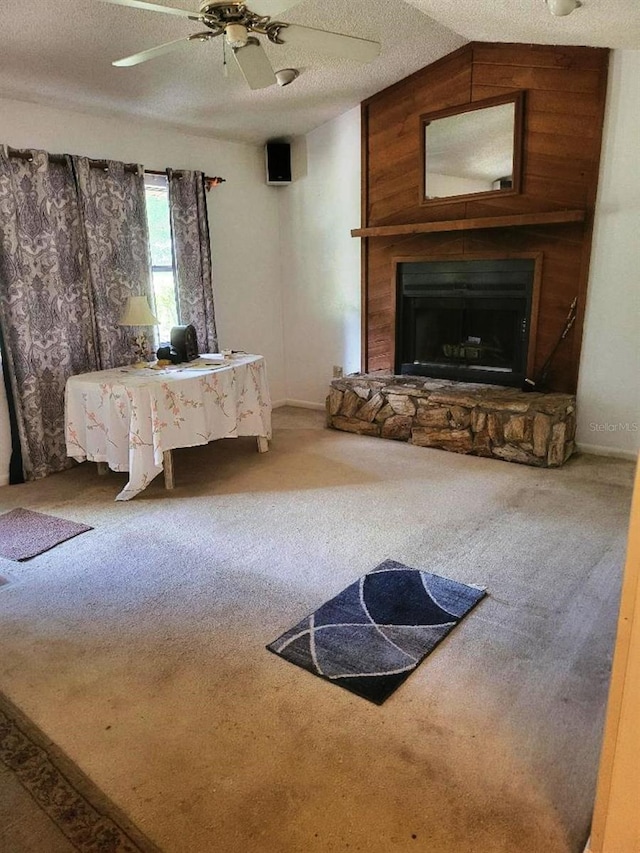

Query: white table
[65,354,272,500]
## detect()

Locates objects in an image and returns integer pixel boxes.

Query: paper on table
[197,353,226,364]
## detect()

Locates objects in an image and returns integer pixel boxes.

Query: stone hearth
[327,375,576,468]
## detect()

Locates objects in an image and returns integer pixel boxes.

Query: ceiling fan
[101,0,381,90]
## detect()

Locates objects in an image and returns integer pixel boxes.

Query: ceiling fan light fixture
[225,23,249,48]
[275,68,299,87]
[545,0,582,16]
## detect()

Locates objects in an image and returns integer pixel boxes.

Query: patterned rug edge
[0,690,161,853]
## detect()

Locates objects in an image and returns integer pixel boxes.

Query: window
[144,174,178,342]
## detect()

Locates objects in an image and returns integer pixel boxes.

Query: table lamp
[119,295,159,367]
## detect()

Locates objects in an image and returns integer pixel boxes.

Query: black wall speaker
[265,141,291,185]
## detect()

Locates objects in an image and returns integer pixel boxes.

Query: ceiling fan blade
[98,0,202,21]
[113,35,197,66]
[249,0,304,17]
[276,24,380,63]
[233,39,277,90]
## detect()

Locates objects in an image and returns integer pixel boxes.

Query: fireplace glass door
[397,259,534,386]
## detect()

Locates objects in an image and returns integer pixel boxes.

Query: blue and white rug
[267,559,486,704]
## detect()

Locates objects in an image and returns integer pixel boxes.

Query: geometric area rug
[267,559,487,705]
[0,507,93,561]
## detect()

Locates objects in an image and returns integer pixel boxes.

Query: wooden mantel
[351,209,586,239]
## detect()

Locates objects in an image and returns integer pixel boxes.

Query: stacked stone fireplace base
[327,375,576,468]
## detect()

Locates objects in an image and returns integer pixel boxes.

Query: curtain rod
[6,149,225,185]
[146,168,226,187]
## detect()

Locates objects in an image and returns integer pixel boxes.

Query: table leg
[97,462,109,476]
[163,450,175,490]
[256,436,269,453]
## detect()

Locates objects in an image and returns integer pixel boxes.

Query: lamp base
[132,332,151,366]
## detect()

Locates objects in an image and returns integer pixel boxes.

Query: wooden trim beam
[351,209,585,239]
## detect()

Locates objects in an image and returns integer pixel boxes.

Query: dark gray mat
[268,559,487,704]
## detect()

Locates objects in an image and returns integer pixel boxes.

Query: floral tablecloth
[65,354,272,500]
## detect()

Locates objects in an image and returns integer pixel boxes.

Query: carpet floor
[0,691,160,852]
[0,406,634,853]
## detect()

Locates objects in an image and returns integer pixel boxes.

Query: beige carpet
[0,690,160,852]
[0,407,634,853]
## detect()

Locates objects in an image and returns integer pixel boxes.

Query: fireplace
[396,258,535,387]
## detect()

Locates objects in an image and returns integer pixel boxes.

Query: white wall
[0,96,284,483]
[278,107,361,407]
[577,50,640,459]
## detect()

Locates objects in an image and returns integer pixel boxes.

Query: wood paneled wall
[361,43,609,392]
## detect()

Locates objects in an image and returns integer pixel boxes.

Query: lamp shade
[119,296,159,326]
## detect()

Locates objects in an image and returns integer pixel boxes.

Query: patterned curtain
[73,158,154,369]
[0,149,97,480]
[167,170,218,353]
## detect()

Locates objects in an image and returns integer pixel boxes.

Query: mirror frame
[420,91,525,207]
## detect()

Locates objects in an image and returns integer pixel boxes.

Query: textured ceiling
[0,0,464,144]
[0,0,637,145]
[406,0,640,50]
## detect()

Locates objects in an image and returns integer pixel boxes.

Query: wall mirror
[421,93,523,204]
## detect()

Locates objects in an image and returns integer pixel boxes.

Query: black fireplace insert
[396,258,535,387]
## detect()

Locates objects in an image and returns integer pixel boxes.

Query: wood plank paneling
[472,43,608,70]
[525,88,605,117]
[472,87,605,118]
[527,111,599,138]
[524,152,597,187]
[367,49,472,227]
[361,42,609,393]
[526,130,600,162]
[472,64,603,95]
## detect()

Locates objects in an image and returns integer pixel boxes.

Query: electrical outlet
[333,365,344,378]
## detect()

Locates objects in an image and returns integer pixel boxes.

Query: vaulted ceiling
[1,0,638,144]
